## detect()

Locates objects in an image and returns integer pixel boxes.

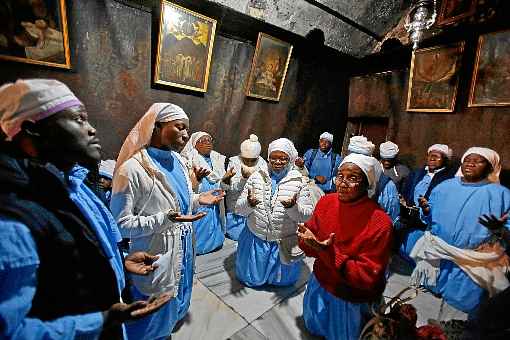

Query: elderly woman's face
[335,163,368,202]
[461,153,491,182]
[268,150,290,173]
[426,151,446,171]
[195,135,213,156]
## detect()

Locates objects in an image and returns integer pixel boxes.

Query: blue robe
[0,163,125,339]
[303,273,370,340]
[225,211,247,241]
[404,177,510,314]
[235,169,302,287]
[125,148,194,340]
[303,149,342,193]
[377,179,400,223]
[193,155,225,255]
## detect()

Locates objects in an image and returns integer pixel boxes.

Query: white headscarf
[0,79,83,141]
[99,159,116,180]
[340,153,381,194]
[319,132,334,143]
[268,138,299,164]
[115,103,189,173]
[456,147,501,183]
[181,131,226,183]
[379,141,399,159]
[348,135,375,156]
[240,134,262,159]
[428,144,452,159]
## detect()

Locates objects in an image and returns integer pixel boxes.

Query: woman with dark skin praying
[298,153,393,340]
[111,104,224,340]
[0,79,168,339]
[404,147,510,320]
[181,131,227,254]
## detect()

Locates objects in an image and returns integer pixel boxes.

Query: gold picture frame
[436,0,477,26]
[0,0,71,69]
[154,0,217,92]
[246,33,293,102]
[468,30,510,107]
[406,42,465,112]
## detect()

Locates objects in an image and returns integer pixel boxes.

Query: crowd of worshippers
[0,79,509,340]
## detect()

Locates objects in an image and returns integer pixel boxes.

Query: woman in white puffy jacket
[222,134,268,240]
[235,138,315,287]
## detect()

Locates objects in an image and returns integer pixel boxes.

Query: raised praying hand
[479,212,509,233]
[295,157,305,168]
[247,188,260,207]
[222,167,236,185]
[193,166,211,182]
[124,251,159,276]
[297,223,335,251]
[280,193,298,209]
[198,189,225,205]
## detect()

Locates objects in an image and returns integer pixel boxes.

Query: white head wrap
[456,147,501,183]
[319,132,333,143]
[240,134,262,159]
[0,79,83,141]
[99,159,116,180]
[348,135,375,156]
[428,144,452,158]
[340,153,381,194]
[267,138,299,164]
[115,103,189,173]
[181,131,226,183]
[379,141,399,159]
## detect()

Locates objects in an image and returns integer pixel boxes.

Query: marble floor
[171,238,464,340]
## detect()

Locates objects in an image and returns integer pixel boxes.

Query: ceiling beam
[301,0,383,41]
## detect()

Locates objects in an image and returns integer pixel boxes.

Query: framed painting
[406,42,465,112]
[469,30,510,107]
[0,0,71,69]
[154,0,217,92]
[436,0,477,26]
[349,70,407,117]
[246,33,293,102]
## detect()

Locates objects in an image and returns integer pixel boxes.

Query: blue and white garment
[303,273,370,340]
[405,177,510,314]
[0,164,125,339]
[123,147,195,340]
[193,155,225,255]
[377,179,400,223]
[303,148,342,193]
[235,168,302,287]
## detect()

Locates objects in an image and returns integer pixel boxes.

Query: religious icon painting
[469,30,510,107]
[246,33,293,102]
[406,42,465,112]
[436,0,477,26]
[154,0,217,92]
[0,0,71,69]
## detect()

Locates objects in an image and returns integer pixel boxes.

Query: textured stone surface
[208,0,410,57]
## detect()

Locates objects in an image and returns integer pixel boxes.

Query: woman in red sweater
[298,153,393,340]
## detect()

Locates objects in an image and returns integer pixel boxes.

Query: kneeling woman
[181,131,226,255]
[298,153,393,340]
[235,138,314,287]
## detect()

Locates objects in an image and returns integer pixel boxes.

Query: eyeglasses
[197,137,214,145]
[335,174,363,186]
[269,156,289,164]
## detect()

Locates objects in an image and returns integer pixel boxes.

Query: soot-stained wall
[0,0,352,159]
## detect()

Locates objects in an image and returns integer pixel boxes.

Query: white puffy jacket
[235,168,315,241]
[223,155,268,212]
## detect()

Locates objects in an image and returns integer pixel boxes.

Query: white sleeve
[110,167,170,239]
